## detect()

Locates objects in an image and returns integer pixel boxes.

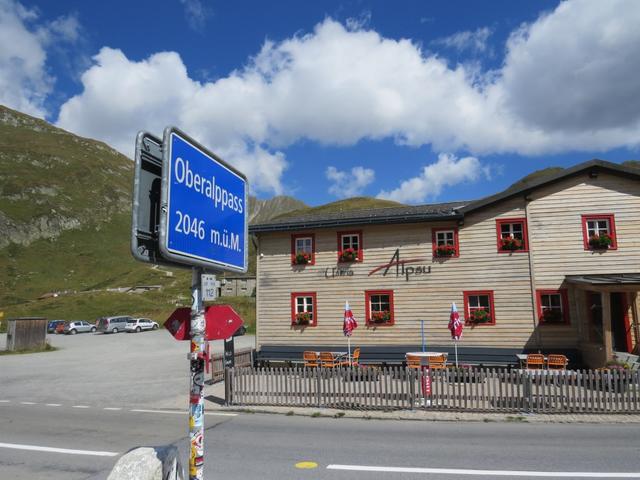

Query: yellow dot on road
[295,461,318,469]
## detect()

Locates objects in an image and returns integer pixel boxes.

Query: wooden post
[631,292,639,353]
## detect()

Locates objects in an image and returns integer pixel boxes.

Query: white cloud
[499,0,640,133]
[47,0,640,195]
[377,154,485,204]
[433,27,493,54]
[0,0,79,117]
[0,0,51,117]
[179,0,211,33]
[326,166,375,198]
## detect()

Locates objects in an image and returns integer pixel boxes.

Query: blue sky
[2,0,639,205]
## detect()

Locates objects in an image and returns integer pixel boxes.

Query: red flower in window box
[370,310,391,324]
[435,244,456,257]
[469,309,491,324]
[588,233,612,250]
[293,252,311,265]
[294,312,312,325]
[339,248,358,262]
[499,236,523,251]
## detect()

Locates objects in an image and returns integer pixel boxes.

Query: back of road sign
[131,131,185,269]
[159,127,248,272]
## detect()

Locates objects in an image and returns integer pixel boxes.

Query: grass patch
[505,415,527,422]
[311,412,321,418]
[0,342,57,356]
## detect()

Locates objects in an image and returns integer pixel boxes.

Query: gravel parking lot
[0,330,254,409]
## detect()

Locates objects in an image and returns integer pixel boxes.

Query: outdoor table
[406,352,447,364]
[317,351,348,358]
[406,352,446,405]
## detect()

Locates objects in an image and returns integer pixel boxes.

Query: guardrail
[226,366,640,413]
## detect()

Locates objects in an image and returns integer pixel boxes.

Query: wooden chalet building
[249,160,640,367]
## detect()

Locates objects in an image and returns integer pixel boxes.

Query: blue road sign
[159,127,248,272]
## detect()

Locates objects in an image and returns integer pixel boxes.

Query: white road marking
[45,404,61,407]
[72,405,90,409]
[0,400,9,403]
[130,408,237,417]
[103,407,122,411]
[19,402,36,405]
[0,442,118,457]
[327,465,640,478]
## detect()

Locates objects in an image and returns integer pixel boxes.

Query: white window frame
[295,296,314,315]
[586,219,610,237]
[341,234,359,251]
[500,222,524,239]
[436,230,455,246]
[295,237,313,254]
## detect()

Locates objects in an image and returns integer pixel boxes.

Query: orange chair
[303,351,319,368]
[546,354,568,370]
[428,354,447,370]
[319,351,339,368]
[340,347,360,367]
[526,354,545,370]
[406,354,422,370]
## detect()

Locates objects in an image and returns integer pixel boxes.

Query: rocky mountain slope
[0,106,132,249]
[0,106,304,319]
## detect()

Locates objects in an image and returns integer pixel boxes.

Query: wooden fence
[226,366,640,414]
[210,347,254,383]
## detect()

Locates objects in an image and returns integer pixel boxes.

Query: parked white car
[125,318,159,333]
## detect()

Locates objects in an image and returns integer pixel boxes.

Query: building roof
[565,273,640,286]
[250,159,640,233]
[459,159,640,215]
[249,201,466,233]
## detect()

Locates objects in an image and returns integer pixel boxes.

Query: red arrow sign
[204,305,244,341]
[165,305,244,341]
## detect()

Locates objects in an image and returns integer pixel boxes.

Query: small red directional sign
[166,305,244,341]
[165,307,192,340]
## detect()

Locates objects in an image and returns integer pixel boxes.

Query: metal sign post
[132,126,248,480]
[189,268,206,480]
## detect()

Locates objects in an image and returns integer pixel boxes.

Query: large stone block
[107,446,184,480]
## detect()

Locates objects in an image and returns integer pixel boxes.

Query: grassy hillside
[272,196,404,220]
[0,106,262,332]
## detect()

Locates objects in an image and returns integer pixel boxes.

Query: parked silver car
[125,318,159,333]
[63,321,96,335]
[96,316,132,334]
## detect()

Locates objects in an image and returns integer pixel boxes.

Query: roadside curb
[205,402,640,423]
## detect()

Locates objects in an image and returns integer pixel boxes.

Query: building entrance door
[611,292,632,353]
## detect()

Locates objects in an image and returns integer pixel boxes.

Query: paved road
[0,403,639,480]
[0,331,254,409]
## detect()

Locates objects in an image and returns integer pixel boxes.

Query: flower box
[370,311,391,324]
[293,253,311,265]
[339,248,358,262]
[588,233,612,250]
[469,309,491,324]
[435,245,456,257]
[499,236,523,251]
[294,312,312,325]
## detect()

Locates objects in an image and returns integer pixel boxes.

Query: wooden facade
[251,161,640,367]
